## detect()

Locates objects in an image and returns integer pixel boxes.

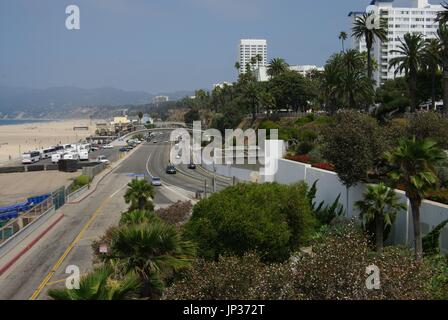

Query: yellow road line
[45,273,86,287]
[29,195,113,300]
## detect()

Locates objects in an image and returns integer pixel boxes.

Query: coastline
[0,119,97,165]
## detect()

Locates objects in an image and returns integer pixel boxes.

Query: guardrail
[0,197,54,245]
[66,184,89,203]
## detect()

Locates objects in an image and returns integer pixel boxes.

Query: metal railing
[0,197,54,244]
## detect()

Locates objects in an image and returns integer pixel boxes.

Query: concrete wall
[273,158,448,253]
[200,139,448,253]
[66,185,89,203]
[82,163,107,179]
[202,162,258,183]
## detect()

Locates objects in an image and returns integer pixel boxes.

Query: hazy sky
[0,0,437,93]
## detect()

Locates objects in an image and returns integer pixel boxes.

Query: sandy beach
[0,120,97,165]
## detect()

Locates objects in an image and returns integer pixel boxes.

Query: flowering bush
[293,221,433,300]
[156,201,193,226]
[167,221,440,300]
[164,253,298,300]
[286,154,311,164]
[427,189,448,205]
[312,162,335,171]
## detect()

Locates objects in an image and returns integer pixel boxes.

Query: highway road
[0,130,232,300]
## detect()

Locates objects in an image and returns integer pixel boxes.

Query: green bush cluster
[183,182,316,262]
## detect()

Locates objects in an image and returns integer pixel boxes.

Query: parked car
[151,177,162,186]
[103,144,114,149]
[97,155,110,164]
[166,165,177,174]
[119,147,128,152]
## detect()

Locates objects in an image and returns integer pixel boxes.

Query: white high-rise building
[238,39,268,74]
[349,0,442,87]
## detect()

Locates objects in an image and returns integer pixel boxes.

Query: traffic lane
[40,174,132,299]
[0,171,127,300]
[149,133,231,193]
[146,142,206,194]
[115,143,179,207]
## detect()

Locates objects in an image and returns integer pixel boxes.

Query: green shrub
[70,175,91,193]
[427,255,448,300]
[423,220,448,256]
[183,183,316,262]
[308,147,324,163]
[296,141,314,155]
[407,112,448,149]
[295,115,314,127]
[321,110,384,187]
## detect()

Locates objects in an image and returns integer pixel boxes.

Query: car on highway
[103,144,114,149]
[151,177,162,186]
[188,163,197,170]
[166,165,177,174]
[153,140,158,144]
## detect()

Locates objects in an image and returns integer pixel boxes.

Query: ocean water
[0,119,50,126]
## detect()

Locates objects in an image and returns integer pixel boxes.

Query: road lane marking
[145,150,192,201]
[29,181,123,300]
[109,183,129,198]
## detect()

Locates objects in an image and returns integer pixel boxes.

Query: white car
[97,155,110,164]
[151,177,162,186]
[103,144,114,149]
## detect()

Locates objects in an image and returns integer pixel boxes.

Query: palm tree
[120,210,158,226]
[389,33,425,113]
[137,111,144,124]
[436,1,448,25]
[107,221,196,298]
[422,38,441,111]
[339,31,348,52]
[244,82,260,121]
[267,58,289,78]
[234,61,241,75]
[352,12,388,81]
[124,179,154,211]
[355,183,406,253]
[259,90,276,115]
[342,49,375,109]
[386,138,446,260]
[250,56,258,70]
[438,24,448,114]
[321,54,344,114]
[47,265,140,300]
[256,54,263,68]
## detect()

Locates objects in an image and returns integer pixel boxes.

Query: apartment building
[238,39,268,74]
[349,0,442,86]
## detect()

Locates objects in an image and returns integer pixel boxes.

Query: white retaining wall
[274,158,448,254]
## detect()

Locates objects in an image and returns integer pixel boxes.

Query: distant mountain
[155,90,195,101]
[0,86,155,118]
